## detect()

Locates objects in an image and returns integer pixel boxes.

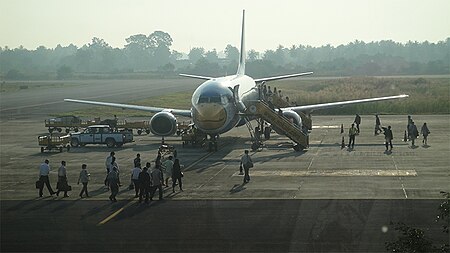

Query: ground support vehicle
[181,126,207,148]
[116,120,150,135]
[38,133,71,153]
[70,125,133,148]
[45,116,98,133]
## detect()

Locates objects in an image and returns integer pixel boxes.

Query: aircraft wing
[179,73,214,80]
[282,94,409,113]
[254,72,313,83]
[64,99,192,117]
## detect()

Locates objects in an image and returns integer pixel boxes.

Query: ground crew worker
[420,122,430,145]
[348,123,358,149]
[133,153,141,168]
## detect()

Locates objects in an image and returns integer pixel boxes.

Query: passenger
[154,153,164,185]
[267,86,273,95]
[78,164,90,198]
[240,150,253,183]
[348,123,358,149]
[38,159,56,197]
[278,90,282,98]
[273,87,277,95]
[286,96,289,103]
[409,121,419,146]
[107,167,120,202]
[173,148,178,159]
[406,115,413,140]
[262,84,267,98]
[138,166,151,204]
[264,123,271,140]
[383,126,394,151]
[131,163,142,198]
[354,114,361,134]
[104,151,115,187]
[56,161,69,197]
[162,156,174,187]
[374,114,383,135]
[171,159,183,193]
[133,153,141,168]
[150,165,164,201]
[420,122,430,145]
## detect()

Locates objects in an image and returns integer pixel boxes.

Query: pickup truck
[70,125,133,148]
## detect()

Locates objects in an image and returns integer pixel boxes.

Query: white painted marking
[231,169,417,177]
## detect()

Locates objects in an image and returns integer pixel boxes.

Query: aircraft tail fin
[236,10,246,76]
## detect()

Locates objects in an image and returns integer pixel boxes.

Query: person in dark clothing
[406,115,413,140]
[56,160,69,197]
[374,114,382,135]
[409,121,419,146]
[383,126,394,151]
[78,164,90,198]
[172,159,183,193]
[420,122,430,145]
[107,167,120,202]
[133,153,141,167]
[354,114,361,133]
[138,165,151,204]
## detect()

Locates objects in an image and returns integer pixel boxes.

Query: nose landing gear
[208,135,218,152]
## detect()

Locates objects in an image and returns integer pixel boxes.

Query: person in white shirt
[56,161,69,197]
[38,159,56,197]
[131,163,142,198]
[78,164,90,198]
[150,166,163,201]
[161,156,174,187]
[104,152,115,186]
[240,150,253,184]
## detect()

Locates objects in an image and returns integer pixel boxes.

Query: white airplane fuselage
[191,74,257,135]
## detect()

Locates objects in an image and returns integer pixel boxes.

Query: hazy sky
[1,0,449,53]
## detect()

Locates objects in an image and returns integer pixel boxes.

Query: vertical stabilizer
[236,10,246,76]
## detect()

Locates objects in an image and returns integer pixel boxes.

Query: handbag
[35,180,43,189]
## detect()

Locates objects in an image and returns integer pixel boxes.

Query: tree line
[0,31,449,80]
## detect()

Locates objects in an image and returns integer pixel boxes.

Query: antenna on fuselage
[236,9,246,76]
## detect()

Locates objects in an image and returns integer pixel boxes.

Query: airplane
[65,10,408,151]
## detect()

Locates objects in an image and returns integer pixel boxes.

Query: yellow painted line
[97,198,135,226]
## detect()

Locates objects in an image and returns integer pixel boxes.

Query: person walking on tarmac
[240,150,253,183]
[348,123,358,149]
[78,164,90,198]
[38,159,56,197]
[409,121,419,146]
[354,114,361,134]
[150,165,164,201]
[138,166,151,204]
[420,122,430,145]
[374,114,383,135]
[383,126,394,151]
[56,161,69,197]
[107,166,120,202]
[171,159,184,193]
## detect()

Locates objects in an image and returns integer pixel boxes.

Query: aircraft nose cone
[194,104,227,130]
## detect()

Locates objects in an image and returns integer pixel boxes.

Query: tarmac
[1,79,449,252]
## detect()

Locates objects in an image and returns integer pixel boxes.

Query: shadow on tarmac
[229,183,247,194]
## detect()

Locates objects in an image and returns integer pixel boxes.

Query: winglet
[236,10,246,76]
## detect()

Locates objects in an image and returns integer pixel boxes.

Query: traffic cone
[403,131,407,142]
[341,136,345,149]
[340,124,344,134]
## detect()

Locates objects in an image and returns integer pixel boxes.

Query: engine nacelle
[282,110,302,128]
[273,110,303,135]
[150,112,177,136]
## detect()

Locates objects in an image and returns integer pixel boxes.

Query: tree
[148,31,173,48]
[247,49,259,61]
[205,49,219,63]
[224,44,239,62]
[188,47,205,63]
[56,65,73,79]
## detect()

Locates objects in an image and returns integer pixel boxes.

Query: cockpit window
[198,95,228,104]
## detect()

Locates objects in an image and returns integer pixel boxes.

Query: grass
[55,76,448,118]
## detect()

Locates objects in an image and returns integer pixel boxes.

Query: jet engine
[150,112,177,136]
[273,110,303,135]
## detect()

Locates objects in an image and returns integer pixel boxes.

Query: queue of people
[37,150,185,203]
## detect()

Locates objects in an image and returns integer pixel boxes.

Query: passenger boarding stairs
[270,95,312,131]
[245,100,309,150]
